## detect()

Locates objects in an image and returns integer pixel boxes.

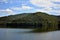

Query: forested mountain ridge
[0,12,59,31]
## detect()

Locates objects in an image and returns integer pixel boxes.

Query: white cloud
[11,7,21,10]
[30,0,60,15]
[30,0,60,7]
[0,9,15,15]
[36,9,51,13]
[51,0,60,2]
[21,5,33,10]
[30,0,54,7]
[36,8,60,15]
[11,5,33,11]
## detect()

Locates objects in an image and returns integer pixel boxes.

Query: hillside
[57,16,60,21]
[0,12,58,31]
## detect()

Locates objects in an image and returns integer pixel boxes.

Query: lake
[0,28,60,40]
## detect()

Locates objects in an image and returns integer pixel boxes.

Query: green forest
[0,12,60,32]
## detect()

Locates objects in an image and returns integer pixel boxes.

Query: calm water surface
[0,28,60,40]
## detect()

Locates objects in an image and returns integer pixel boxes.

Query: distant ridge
[0,12,59,30]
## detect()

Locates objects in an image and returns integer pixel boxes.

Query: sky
[0,0,60,17]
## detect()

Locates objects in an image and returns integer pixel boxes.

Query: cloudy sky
[0,0,60,17]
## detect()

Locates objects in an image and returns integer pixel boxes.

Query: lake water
[0,28,60,40]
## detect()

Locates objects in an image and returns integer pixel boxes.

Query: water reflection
[0,29,60,40]
[0,29,7,40]
[6,29,60,40]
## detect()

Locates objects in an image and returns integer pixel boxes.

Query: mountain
[0,12,58,30]
[57,16,60,21]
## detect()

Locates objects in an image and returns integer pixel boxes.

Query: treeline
[1,23,42,28]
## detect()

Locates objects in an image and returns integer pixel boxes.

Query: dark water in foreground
[0,29,60,40]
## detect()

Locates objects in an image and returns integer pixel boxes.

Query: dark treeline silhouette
[6,23,42,28]
[58,21,60,30]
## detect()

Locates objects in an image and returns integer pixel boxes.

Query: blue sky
[0,0,60,17]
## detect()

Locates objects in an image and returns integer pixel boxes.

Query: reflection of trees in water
[58,21,60,30]
[6,23,42,28]
[0,21,60,31]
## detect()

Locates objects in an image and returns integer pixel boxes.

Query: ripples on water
[0,29,60,40]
